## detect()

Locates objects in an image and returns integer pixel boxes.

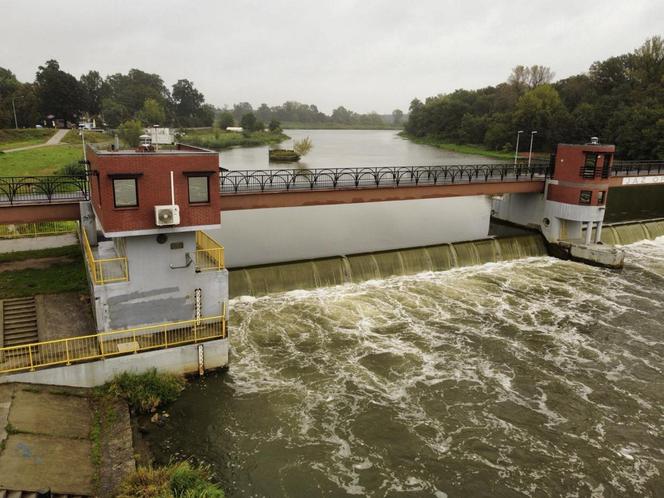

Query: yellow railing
[82,229,129,284]
[0,221,78,239]
[0,311,227,374]
[195,231,225,271]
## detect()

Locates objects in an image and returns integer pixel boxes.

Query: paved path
[3,129,69,153]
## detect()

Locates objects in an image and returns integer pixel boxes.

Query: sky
[0,0,662,114]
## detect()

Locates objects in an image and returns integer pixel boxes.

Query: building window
[188,176,210,204]
[582,153,597,179]
[579,190,592,205]
[113,178,138,207]
[601,154,612,179]
[597,191,606,204]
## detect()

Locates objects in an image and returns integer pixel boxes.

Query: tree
[79,70,103,116]
[240,112,257,131]
[172,79,205,126]
[101,98,127,128]
[268,119,281,132]
[137,98,166,125]
[392,109,404,125]
[217,111,234,129]
[35,59,83,122]
[232,102,253,122]
[104,69,170,118]
[118,119,144,147]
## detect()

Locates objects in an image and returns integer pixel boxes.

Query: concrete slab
[0,384,15,445]
[35,292,95,341]
[0,433,93,495]
[8,389,91,439]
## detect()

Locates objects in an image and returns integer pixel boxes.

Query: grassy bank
[0,128,56,151]
[0,244,87,298]
[0,144,83,175]
[399,132,515,160]
[282,121,400,130]
[180,128,288,149]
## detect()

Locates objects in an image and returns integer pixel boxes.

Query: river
[147,237,664,497]
[219,129,496,170]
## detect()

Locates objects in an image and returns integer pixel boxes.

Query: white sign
[622,175,664,185]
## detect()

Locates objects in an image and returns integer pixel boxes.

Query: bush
[99,369,185,414]
[118,119,144,148]
[117,461,224,498]
[57,161,86,176]
[293,137,313,156]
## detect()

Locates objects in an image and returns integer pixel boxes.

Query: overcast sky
[1,0,662,114]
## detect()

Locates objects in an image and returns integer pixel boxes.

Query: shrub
[117,461,224,498]
[57,161,86,176]
[118,119,144,148]
[99,369,185,414]
[293,137,313,156]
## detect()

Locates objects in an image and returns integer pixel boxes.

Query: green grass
[117,461,225,498]
[282,121,400,130]
[0,144,84,176]
[0,254,88,299]
[0,244,81,263]
[180,128,289,149]
[0,129,56,151]
[97,369,186,414]
[399,132,515,160]
[60,129,115,145]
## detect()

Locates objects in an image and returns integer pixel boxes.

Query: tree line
[0,60,215,129]
[405,36,664,159]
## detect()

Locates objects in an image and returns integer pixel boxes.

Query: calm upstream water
[148,238,664,497]
[219,129,495,170]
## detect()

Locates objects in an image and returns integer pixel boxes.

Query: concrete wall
[492,192,543,229]
[212,196,492,267]
[0,339,229,388]
[91,231,228,331]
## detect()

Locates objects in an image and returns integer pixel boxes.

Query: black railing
[612,160,664,177]
[220,163,553,194]
[0,175,89,206]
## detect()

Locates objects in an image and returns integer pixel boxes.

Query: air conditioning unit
[155,205,180,226]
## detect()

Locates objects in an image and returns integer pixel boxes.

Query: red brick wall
[548,143,615,206]
[88,147,220,233]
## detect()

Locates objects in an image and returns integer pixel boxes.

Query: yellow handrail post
[28,345,34,371]
[132,330,138,353]
[163,325,168,349]
[100,337,105,359]
[65,340,71,365]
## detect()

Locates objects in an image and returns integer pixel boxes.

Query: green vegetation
[118,119,144,147]
[0,244,80,262]
[97,369,185,414]
[269,149,300,162]
[399,132,514,160]
[293,137,313,156]
[60,129,114,145]
[405,36,664,159]
[181,128,289,149]
[117,461,224,498]
[0,254,87,298]
[0,144,83,175]
[0,128,56,151]
[280,121,399,130]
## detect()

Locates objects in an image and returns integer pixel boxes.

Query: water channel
[148,131,664,496]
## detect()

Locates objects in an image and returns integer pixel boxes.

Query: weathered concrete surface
[35,292,95,341]
[568,242,625,269]
[0,233,77,253]
[0,433,94,495]
[98,398,136,497]
[0,384,14,445]
[8,389,91,439]
[0,338,229,387]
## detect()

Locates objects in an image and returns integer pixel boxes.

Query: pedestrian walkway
[3,129,69,153]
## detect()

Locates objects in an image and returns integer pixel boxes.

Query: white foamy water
[149,238,664,497]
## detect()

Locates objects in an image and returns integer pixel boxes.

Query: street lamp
[527,131,538,167]
[11,96,23,129]
[514,130,524,166]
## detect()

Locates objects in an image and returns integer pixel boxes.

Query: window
[597,191,606,204]
[582,153,597,179]
[601,154,612,179]
[579,190,592,205]
[113,178,138,207]
[188,176,209,204]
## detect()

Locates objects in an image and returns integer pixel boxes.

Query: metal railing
[0,220,79,238]
[194,231,225,270]
[82,229,129,285]
[612,160,664,177]
[0,175,89,205]
[220,163,553,194]
[0,313,227,374]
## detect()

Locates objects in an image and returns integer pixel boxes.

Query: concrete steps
[1,298,38,348]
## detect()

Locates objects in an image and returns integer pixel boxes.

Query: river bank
[180,128,289,149]
[398,131,515,160]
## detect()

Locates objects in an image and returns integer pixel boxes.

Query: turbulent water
[148,238,664,497]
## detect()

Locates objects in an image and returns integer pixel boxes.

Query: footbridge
[1,160,662,223]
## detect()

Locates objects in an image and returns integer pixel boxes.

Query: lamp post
[527,130,538,167]
[11,97,22,129]
[513,130,524,166]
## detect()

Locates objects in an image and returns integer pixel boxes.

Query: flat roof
[89,143,217,155]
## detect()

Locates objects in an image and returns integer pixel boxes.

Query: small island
[269,137,313,163]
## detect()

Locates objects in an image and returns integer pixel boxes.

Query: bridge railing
[612,161,664,177]
[220,163,552,194]
[0,175,89,206]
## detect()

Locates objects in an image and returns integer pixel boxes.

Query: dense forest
[405,36,664,159]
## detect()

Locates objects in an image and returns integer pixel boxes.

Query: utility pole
[12,97,18,129]
[528,131,538,167]
[514,130,524,166]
